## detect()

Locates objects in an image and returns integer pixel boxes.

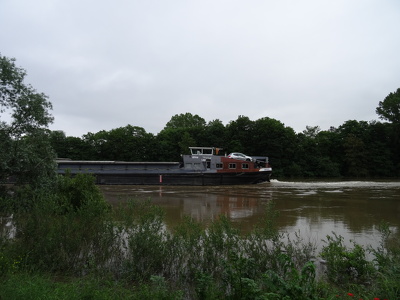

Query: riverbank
[1,202,399,299]
[1,175,399,299]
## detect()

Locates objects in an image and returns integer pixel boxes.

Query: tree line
[50,108,400,178]
[2,53,400,184]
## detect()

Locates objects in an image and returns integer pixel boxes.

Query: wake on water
[269,179,400,189]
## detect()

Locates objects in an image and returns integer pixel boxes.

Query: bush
[320,233,376,286]
[8,174,113,274]
[369,223,400,300]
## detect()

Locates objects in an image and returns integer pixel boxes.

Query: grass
[0,273,183,300]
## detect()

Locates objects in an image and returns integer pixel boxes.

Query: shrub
[320,232,376,286]
[9,174,113,274]
[369,223,400,300]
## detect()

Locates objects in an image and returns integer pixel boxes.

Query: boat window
[190,147,214,155]
[203,148,213,155]
[229,163,236,169]
[242,163,249,169]
[216,163,223,169]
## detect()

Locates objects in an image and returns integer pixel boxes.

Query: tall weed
[369,222,400,299]
[320,233,375,286]
[119,199,171,282]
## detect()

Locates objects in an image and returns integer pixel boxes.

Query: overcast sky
[1,0,400,137]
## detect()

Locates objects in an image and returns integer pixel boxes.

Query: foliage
[164,112,206,129]
[0,55,53,132]
[0,54,55,187]
[50,130,94,160]
[376,88,400,124]
[368,223,400,300]
[260,257,318,300]
[6,174,111,274]
[1,192,400,299]
[55,172,109,211]
[0,273,183,300]
[48,107,400,178]
[342,134,368,177]
[119,199,170,282]
[157,113,208,159]
[320,233,376,286]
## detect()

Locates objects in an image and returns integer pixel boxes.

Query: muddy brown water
[100,179,400,250]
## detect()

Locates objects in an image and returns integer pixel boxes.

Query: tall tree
[342,134,368,177]
[202,119,226,148]
[49,130,93,160]
[106,125,156,161]
[158,113,207,159]
[363,121,394,176]
[164,113,206,129]
[376,89,400,173]
[254,117,297,177]
[0,54,55,185]
[225,115,254,153]
[302,125,321,138]
[376,88,400,124]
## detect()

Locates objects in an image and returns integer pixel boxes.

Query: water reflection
[100,180,400,247]
[102,185,273,229]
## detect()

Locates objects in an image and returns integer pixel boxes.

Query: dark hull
[95,171,271,186]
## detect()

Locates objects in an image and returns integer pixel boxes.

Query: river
[100,180,400,250]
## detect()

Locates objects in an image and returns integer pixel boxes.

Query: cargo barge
[57,147,272,186]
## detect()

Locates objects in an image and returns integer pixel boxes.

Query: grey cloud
[1,0,400,137]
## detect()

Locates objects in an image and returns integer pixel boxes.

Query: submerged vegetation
[1,174,400,299]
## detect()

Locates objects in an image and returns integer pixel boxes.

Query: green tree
[81,125,157,161]
[314,128,341,177]
[178,132,196,155]
[0,54,55,186]
[82,130,109,160]
[49,130,94,160]
[225,115,254,153]
[302,125,320,138]
[376,88,400,172]
[157,113,207,160]
[315,128,341,161]
[156,128,193,160]
[202,119,226,148]
[342,134,368,177]
[106,125,156,161]
[49,130,68,157]
[337,121,370,177]
[251,117,297,177]
[164,113,206,129]
[363,121,394,176]
[376,88,400,124]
